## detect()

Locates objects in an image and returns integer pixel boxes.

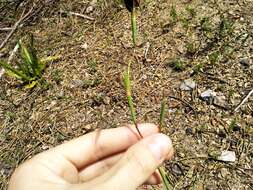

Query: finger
[79,153,123,182]
[145,170,162,185]
[80,155,163,185]
[50,123,159,169]
[101,133,173,190]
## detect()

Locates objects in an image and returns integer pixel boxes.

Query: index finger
[49,123,159,169]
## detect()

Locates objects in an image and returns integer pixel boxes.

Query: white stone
[86,6,94,13]
[213,95,228,109]
[0,68,5,78]
[217,151,236,162]
[180,79,196,91]
[81,43,88,49]
[200,89,216,102]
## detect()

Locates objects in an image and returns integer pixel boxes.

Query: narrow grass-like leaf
[25,80,38,89]
[159,97,167,128]
[158,97,172,190]
[123,63,143,138]
[158,167,172,190]
[17,41,31,76]
[28,36,41,77]
[0,61,29,81]
[123,64,136,122]
[131,8,137,46]
[1,37,50,88]
[41,55,61,63]
[124,0,139,46]
[29,46,40,76]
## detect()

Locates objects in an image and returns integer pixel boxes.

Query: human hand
[8,123,173,190]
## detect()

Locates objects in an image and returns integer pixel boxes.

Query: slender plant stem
[131,7,137,46]
[159,98,167,129]
[158,97,172,190]
[123,66,170,189]
[123,63,143,138]
[158,167,171,190]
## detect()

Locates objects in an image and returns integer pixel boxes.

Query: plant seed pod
[124,0,140,12]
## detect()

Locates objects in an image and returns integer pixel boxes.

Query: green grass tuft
[0,36,56,89]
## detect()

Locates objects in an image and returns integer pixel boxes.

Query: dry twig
[60,10,94,21]
[0,27,13,32]
[234,88,253,112]
[0,7,34,50]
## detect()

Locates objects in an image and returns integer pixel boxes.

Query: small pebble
[185,127,193,135]
[103,96,110,105]
[239,57,251,67]
[69,79,84,88]
[220,168,230,178]
[81,43,88,49]
[86,6,94,13]
[217,151,236,162]
[200,89,216,103]
[213,95,229,109]
[0,68,5,79]
[171,163,184,175]
[180,79,196,91]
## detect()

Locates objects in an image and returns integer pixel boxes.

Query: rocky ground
[0,0,252,189]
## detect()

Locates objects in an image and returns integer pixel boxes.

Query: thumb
[104,133,173,190]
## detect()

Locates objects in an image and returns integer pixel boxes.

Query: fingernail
[147,134,171,162]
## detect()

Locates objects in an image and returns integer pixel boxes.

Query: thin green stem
[123,65,170,189]
[159,97,167,129]
[131,7,137,47]
[158,97,171,190]
[158,167,172,190]
[123,63,143,138]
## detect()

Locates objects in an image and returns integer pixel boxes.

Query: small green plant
[181,17,190,30]
[169,59,186,71]
[193,63,204,74]
[208,51,220,64]
[170,6,177,23]
[4,111,15,123]
[123,64,172,189]
[0,37,48,88]
[186,42,198,55]
[124,0,140,46]
[83,78,102,88]
[52,69,62,84]
[185,6,196,18]
[87,59,98,73]
[219,17,234,37]
[200,17,212,32]
[229,118,238,132]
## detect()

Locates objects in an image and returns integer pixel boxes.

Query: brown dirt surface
[0,0,252,189]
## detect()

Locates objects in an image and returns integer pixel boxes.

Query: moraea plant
[123,64,172,189]
[124,0,140,46]
[0,36,58,88]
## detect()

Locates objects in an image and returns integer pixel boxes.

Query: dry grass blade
[0,6,34,50]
